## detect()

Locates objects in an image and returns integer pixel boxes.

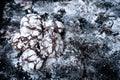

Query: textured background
[0,0,120,80]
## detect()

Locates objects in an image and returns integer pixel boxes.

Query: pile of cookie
[11,14,64,71]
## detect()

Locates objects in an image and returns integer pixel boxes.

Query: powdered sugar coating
[19,49,44,71]
[44,20,65,33]
[20,14,42,30]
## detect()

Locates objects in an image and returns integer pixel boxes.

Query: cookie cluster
[11,14,64,71]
